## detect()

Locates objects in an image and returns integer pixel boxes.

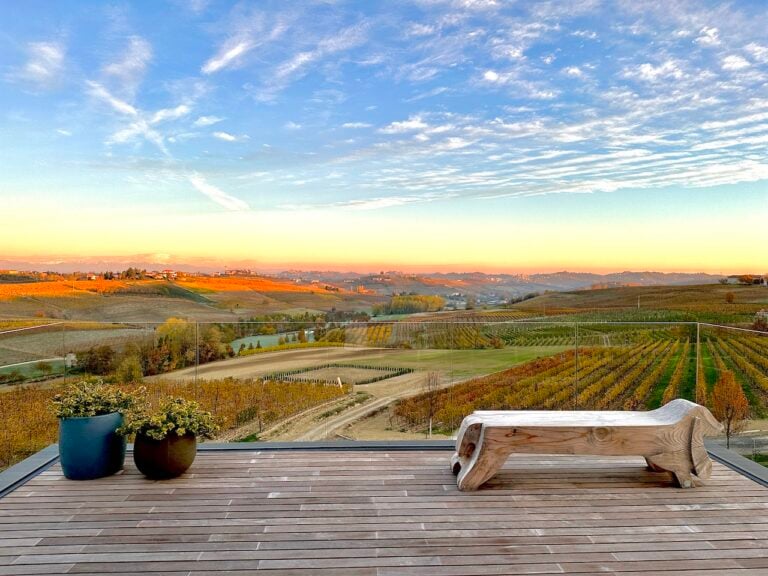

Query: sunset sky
[1,0,767,273]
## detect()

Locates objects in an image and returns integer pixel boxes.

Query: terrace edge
[2,439,766,499]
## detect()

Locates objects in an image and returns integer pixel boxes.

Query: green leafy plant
[119,397,219,441]
[51,380,141,419]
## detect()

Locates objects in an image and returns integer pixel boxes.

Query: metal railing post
[695,322,700,388]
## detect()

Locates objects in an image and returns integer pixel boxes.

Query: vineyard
[175,276,342,294]
[395,326,768,433]
[0,378,349,471]
[320,322,493,349]
[488,323,687,347]
[700,327,768,415]
[320,319,689,350]
[263,363,414,385]
[0,279,132,299]
[512,283,768,324]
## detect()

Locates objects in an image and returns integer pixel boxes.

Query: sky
[1,0,767,274]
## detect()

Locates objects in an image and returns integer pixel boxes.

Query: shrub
[119,397,219,440]
[51,380,140,418]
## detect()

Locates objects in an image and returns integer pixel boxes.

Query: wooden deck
[2,449,768,575]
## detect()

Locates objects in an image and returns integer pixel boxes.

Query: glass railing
[1,318,767,471]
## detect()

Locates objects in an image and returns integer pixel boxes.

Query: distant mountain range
[0,257,725,300]
[274,270,723,300]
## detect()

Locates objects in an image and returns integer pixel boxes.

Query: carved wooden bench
[451,399,723,490]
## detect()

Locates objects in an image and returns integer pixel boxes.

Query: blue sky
[1,0,767,272]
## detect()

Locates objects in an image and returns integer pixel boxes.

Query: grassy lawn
[350,346,570,379]
[0,359,66,379]
[747,453,768,468]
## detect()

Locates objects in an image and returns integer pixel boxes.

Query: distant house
[726,274,767,285]
[64,352,77,369]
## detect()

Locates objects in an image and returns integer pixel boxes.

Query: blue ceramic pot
[59,412,126,480]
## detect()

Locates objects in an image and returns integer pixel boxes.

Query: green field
[348,346,571,379]
[0,359,66,380]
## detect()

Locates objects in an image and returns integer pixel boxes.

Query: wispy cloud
[281,191,454,211]
[103,36,152,95]
[188,173,249,211]
[201,10,288,75]
[380,116,428,133]
[150,105,190,123]
[342,122,372,129]
[86,80,248,210]
[212,131,248,142]
[630,61,684,82]
[193,115,223,127]
[86,80,138,116]
[745,43,768,63]
[10,41,65,88]
[695,26,720,46]
[255,22,369,101]
[202,40,254,74]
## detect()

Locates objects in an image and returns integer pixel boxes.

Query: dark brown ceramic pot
[133,432,197,479]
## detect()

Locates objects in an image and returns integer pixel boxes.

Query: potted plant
[51,380,140,480]
[119,397,218,479]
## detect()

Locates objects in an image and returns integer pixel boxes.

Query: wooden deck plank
[0,450,766,575]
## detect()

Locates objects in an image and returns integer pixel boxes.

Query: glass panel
[4,317,766,471]
[699,323,768,457]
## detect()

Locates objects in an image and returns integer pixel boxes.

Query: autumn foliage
[176,276,343,293]
[0,275,345,301]
[710,370,749,448]
[0,378,348,471]
[0,279,129,299]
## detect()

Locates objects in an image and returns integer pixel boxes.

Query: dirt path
[270,371,458,441]
[153,345,471,442]
[216,393,353,441]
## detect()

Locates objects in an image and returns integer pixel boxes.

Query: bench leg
[645,416,713,488]
[645,457,666,472]
[454,436,511,491]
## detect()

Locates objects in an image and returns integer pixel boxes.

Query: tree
[35,361,53,376]
[198,325,224,363]
[718,278,729,285]
[81,345,116,375]
[157,318,195,369]
[710,370,749,449]
[725,292,735,304]
[738,275,755,285]
[116,355,143,383]
[297,329,307,343]
[238,343,246,355]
